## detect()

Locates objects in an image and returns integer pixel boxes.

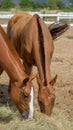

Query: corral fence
[0,12,73,28]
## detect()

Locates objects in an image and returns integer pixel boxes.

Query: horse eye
[22,92,29,98]
[24,94,29,98]
[23,78,29,85]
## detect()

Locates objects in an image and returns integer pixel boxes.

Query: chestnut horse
[0,25,37,119]
[7,13,57,116]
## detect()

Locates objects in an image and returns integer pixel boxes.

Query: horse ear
[23,77,29,85]
[30,73,38,81]
[20,74,37,88]
[19,77,29,88]
[49,75,57,86]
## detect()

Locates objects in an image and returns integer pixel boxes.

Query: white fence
[0,12,73,28]
[39,12,73,21]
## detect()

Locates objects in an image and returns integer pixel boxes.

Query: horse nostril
[22,111,29,119]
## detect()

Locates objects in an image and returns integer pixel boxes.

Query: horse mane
[36,15,46,85]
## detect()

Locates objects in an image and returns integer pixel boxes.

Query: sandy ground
[51,27,73,121]
[0,26,73,123]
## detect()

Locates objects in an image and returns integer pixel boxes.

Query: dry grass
[0,105,73,130]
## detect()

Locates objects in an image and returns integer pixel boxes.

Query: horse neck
[0,26,28,83]
[32,15,53,85]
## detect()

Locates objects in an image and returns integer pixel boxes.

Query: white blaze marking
[28,87,34,119]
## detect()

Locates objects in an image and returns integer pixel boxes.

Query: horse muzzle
[22,111,29,119]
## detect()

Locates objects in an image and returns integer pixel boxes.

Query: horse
[0,25,37,119]
[6,13,58,116]
[7,13,69,116]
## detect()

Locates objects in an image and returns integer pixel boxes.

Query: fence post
[57,14,60,22]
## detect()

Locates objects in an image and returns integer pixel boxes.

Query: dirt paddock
[0,25,73,130]
[52,26,73,120]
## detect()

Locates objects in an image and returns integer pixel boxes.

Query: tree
[70,0,73,6]
[56,0,65,9]
[19,0,34,8]
[0,0,15,9]
[48,0,58,9]
[33,2,48,9]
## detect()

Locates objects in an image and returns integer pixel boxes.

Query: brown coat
[7,13,57,116]
[0,25,36,119]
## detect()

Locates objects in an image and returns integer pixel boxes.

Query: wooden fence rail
[0,12,73,28]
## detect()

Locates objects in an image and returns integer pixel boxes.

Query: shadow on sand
[0,84,18,124]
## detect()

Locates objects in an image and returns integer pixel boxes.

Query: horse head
[37,75,57,116]
[9,74,36,119]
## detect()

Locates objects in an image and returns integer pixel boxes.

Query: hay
[0,105,73,130]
